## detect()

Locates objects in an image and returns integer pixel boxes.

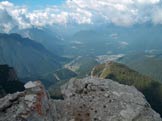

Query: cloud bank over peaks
[0,0,162,32]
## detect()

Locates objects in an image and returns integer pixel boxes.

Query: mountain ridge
[0,33,62,80]
[91,61,162,116]
[0,33,67,86]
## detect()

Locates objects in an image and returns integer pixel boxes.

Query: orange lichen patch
[35,100,43,115]
[34,85,46,116]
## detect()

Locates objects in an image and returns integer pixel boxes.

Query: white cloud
[137,0,160,4]
[152,8,162,24]
[0,0,162,32]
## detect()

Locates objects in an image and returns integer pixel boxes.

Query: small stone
[24,81,36,89]
[104,93,109,97]
[24,94,36,102]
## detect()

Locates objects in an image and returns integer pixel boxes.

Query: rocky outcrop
[0,81,56,121]
[90,62,162,116]
[0,78,161,121]
[54,77,162,121]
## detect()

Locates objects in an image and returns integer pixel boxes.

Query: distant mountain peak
[0,33,62,79]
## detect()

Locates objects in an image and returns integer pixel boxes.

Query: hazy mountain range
[18,28,64,55]
[0,33,62,79]
[63,24,162,56]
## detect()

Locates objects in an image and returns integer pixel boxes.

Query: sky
[0,0,65,7]
[0,0,162,32]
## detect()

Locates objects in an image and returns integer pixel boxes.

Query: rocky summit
[0,77,162,121]
[0,81,56,121]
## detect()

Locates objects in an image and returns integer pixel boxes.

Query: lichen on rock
[0,77,161,121]
[0,81,56,121]
[54,77,162,121]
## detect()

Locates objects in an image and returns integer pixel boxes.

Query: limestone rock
[0,78,161,121]
[0,81,56,121]
[54,77,162,121]
[24,81,37,89]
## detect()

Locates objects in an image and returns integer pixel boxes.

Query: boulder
[0,81,55,121]
[54,77,162,121]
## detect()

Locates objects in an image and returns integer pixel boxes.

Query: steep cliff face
[0,65,24,98]
[0,78,161,121]
[0,33,62,79]
[0,65,18,82]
